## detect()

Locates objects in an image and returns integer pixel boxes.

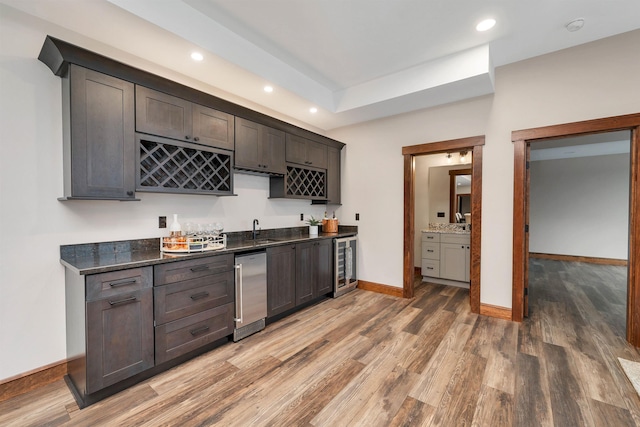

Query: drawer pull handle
[190,325,210,336]
[109,296,137,306]
[110,279,137,287]
[190,265,210,272]
[426,267,434,270]
[427,250,434,252]
[190,291,210,301]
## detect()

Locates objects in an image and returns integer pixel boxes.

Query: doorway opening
[512,113,640,346]
[402,136,484,314]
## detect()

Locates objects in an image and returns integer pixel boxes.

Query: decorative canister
[322,218,339,233]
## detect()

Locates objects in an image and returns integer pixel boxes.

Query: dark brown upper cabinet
[234,117,286,175]
[136,86,234,151]
[38,36,345,202]
[285,134,328,169]
[326,146,341,205]
[62,65,137,200]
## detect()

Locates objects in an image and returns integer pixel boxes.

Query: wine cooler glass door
[334,237,357,297]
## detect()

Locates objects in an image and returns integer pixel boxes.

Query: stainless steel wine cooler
[334,236,357,297]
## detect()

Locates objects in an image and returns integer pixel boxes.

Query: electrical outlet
[355,213,360,221]
[300,213,304,221]
[159,216,167,228]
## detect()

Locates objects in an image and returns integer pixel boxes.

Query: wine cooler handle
[345,247,353,281]
[234,264,243,323]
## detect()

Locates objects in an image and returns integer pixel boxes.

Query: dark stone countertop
[60,226,357,275]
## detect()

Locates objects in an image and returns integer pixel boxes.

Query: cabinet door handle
[426,267,434,270]
[109,279,137,287]
[190,325,210,336]
[185,135,191,140]
[190,265,209,272]
[427,249,434,252]
[109,296,137,306]
[194,137,200,142]
[190,291,209,301]
[461,245,465,248]
[126,191,134,196]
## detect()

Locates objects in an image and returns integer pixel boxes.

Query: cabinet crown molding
[38,36,345,150]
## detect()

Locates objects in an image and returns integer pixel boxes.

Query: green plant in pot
[306,215,321,236]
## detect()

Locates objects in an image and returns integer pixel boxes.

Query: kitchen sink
[253,239,280,245]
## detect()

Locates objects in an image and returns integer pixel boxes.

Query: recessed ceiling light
[309,107,318,114]
[190,52,204,61]
[476,18,496,32]
[565,18,585,32]
[264,85,274,93]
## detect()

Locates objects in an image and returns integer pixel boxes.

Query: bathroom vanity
[421,228,470,288]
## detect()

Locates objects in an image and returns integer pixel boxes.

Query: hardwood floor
[2,259,640,426]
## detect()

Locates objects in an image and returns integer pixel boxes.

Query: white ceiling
[4,0,640,131]
[530,131,631,161]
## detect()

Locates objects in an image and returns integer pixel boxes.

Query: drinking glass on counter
[204,223,215,242]
[213,222,224,236]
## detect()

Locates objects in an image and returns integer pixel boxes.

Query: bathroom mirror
[449,169,471,223]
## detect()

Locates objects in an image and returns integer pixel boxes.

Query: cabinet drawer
[421,232,440,243]
[154,254,234,286]
[86,267,152,301]
[421,242,440,260]
[440,233,470,245]
[421,259,440,278]
[155,303,234,365]
[154,270,234,324]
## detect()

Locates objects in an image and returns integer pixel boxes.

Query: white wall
[529,153,630,259]
[1,5,640,381]
[329,29,640,308]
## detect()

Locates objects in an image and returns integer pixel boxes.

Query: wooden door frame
[402,136,484,314]
[512,113,640,346]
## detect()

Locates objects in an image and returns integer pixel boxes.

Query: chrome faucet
[252,219,260,240]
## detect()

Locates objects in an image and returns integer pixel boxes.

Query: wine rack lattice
[286,166,325,198]
[138,140,232,194]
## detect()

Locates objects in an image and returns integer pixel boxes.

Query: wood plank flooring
[2,259,640,426]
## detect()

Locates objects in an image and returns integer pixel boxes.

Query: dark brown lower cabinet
[296,239,334,305]
[295,242,315,305]
[85,287,154,393]
[315,239,334,295]
[153,254,235,364]
[267,245,296,317]
[65,267,154,399]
